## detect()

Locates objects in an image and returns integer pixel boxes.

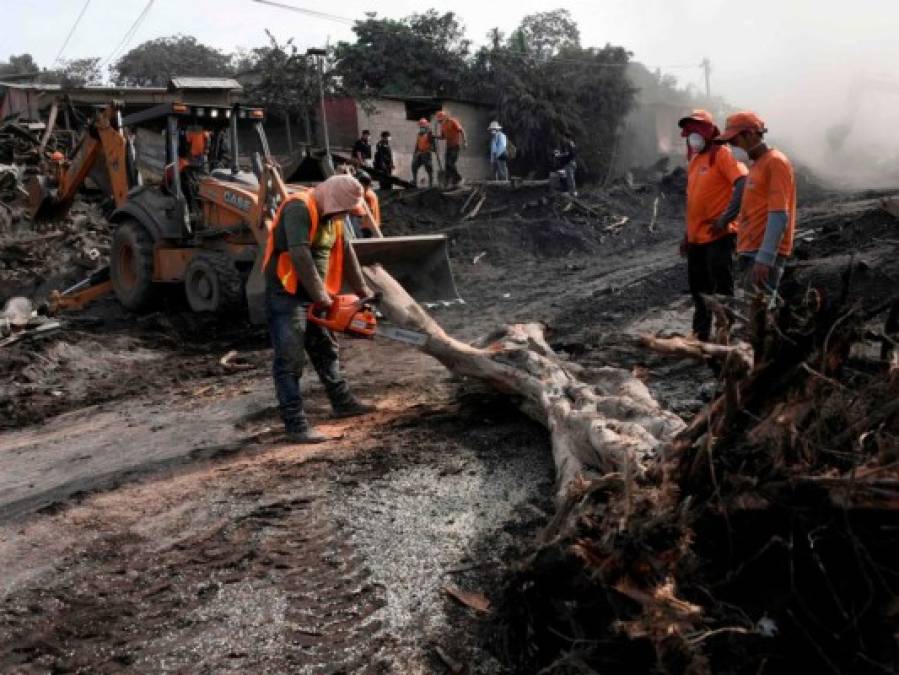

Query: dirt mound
[382,181,685,263]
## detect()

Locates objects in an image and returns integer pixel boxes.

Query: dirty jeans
[492,155,509,181]
[445,146,462,186]
[265,286,352,432]
[411,152,433,186]
[563,160,577,193]
[687,234,735,341]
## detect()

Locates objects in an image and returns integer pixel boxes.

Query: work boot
[286,426,330,444]
[331,398,377,419]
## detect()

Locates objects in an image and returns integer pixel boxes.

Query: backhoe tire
[111,219,156,311]
[184,251,244,314]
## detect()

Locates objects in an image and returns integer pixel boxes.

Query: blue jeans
[265,286,352,432]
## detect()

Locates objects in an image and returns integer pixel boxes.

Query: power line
[252,0,355,26]
[100,0,155,68]
[53,0,92,65]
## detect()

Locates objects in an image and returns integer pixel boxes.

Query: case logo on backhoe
[224,191,251,212]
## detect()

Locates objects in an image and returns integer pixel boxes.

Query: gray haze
[6,0,899,184]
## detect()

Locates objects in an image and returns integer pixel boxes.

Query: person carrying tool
[436,110,466,188]
[488,121,509,181]
[412,118,436,187]
[264,174,376,443]
[715,111,796,298]
[353,129,373,167]
[678,109,748,341]
[373,131,394,191]
[553,131,578,196]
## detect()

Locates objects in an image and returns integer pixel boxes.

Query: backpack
[506,139,518,160]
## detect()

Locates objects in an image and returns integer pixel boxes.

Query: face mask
[687,133,706,153]
[730,145,750,164]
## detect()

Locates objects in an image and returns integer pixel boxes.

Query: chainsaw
[307,294,428,347]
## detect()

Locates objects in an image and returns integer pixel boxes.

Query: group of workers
[261,106,791,443]
[351,111,520,190]
[679,108,796,342]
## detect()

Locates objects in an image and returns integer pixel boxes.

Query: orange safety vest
[185,129,209,158]
[263,189,344,296]
[364,188,380,228]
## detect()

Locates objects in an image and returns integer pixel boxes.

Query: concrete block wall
[351,99,493,185]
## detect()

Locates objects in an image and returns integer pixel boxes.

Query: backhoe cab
[28,100,460,321]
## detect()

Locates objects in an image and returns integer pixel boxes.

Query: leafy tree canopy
[111,35,232,87]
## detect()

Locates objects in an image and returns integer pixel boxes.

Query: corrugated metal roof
[0,81,62,91]
[168,77,243,91]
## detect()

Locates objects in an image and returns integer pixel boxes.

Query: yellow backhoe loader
[27,101,459,322]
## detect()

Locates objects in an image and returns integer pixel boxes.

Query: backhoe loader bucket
[245,234,461,324]
[350,234,461,306]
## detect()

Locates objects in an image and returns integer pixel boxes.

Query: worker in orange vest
[412,118,436,187]
[715,111,796,298]
[436,110,466,188]
[263,174,376,443]
[678,109,748,341]
[357,170,381,236]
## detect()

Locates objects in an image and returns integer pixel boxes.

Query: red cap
[715,111,767,142]
[418,118,429,126]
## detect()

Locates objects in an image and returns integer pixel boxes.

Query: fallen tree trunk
[362,264,685,499]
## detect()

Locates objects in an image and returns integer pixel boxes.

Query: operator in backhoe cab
[264,174,377,444]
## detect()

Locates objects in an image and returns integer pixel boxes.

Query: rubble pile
[383,178,684,263]
[500,198,899,674]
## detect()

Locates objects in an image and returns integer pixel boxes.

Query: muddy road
[0,183,712,672]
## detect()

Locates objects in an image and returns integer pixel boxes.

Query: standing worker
[488,121,509,181]
[357,170,381,237]
[353,129,373,168]
[678,109,748,341]
[264,174,377,443]
[715,111,796,297]
[412,118,436,188]
[554,131,578,196]
[436,110,466,189]
[373,131,394,191]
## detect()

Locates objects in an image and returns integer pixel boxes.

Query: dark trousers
[265,286,352,432]
[445,146,462,185]
[412,152,433,186]
[687,234,735,341]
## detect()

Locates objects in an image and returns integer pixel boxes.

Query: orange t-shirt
[186,129,210,158]
[416,132,434,153]
[686,145,748,244]
[363,188,380,228]
[736,148,796,256]
[441,118,464,148]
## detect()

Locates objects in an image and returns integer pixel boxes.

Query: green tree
[470,11,635,180]
[111,35,232,87]
[511,9,580,61]
[59,57,103,86]
[0,53,39,76]
[333,11,470,97]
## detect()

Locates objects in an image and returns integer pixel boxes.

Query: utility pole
[306,47,333,175]
[701,58,712,100]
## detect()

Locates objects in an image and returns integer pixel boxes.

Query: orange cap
[436,111,447,121]
[50,151,65,161]
[715,111,767,142]
[678,109,715,128]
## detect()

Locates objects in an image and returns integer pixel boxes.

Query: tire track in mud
[0,490,388,673]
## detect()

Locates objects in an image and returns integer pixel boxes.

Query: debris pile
[500,197,899,674]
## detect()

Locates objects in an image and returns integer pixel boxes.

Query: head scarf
[313,174,366,217]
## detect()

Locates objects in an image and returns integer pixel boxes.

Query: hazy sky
[6,0,899,176]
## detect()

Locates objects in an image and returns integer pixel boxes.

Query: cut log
[362,264,685,500]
